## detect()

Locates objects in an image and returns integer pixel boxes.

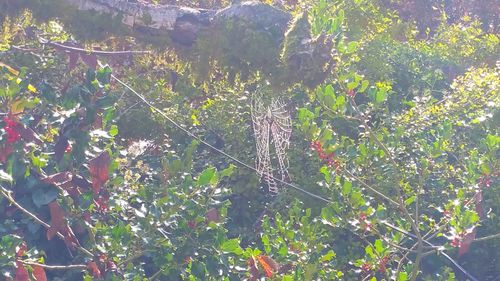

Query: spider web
[251,91,292,194]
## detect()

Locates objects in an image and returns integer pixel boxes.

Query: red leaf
[42,172,72,185]
[459,228,477,256]
[62,225,80,251]
[87,261,102,279]
[205,208,220,224]
[32,265,47,281]
[42,172,82,198]
[14,261,29,281]
[80,53,98,70]
[72,175,92,190]
[54,136,69,162]
[106,260,118,273]
[46,201,66,240]
[257,255,279,278]
[93,113,103,129]
[68,52,79,71]
[0,143,13,163]
[94,192,109,212]
[60,181,81,198]
[247,257,259,281]
[89,152,110,196]
[18,126,43,145]
[15,242,27,257]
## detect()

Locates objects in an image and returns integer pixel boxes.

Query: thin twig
[20,261,87,270]
[473,232,500,243]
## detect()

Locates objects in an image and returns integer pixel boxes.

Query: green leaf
[262,234,270,254]
[485,134,500,149]
[278,245,288,257]
[220,238,243,255]
[404,196,416,206]
[197,167,216,186]
[346,41,358,53]
[320,250,336,262]
[323,85,336,108]
[359,80,369,93]
[0,170,13,182]
[365,245,375,258]
[109,125,119,137]
[374,89,388,104]
[374,240,383,254]
[220,164,236,178]
[320,166,331,183]
[342,180,352,196]
[347,81,359,91]
[398,272,408,281]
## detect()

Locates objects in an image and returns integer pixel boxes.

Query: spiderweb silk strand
[251,89,292,193]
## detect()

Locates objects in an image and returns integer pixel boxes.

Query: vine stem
[0,185,94,258]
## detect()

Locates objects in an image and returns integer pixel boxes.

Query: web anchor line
[106,65,477,281]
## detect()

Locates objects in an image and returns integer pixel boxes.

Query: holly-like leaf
[80,53,98,70]
[46,201,66,240]
[32,265,47,281]
[42,172,72,185]
[89,151,110,196]
[220,239,243,254]
[54,135,69,162]
[197,166,216,186]
[41,172,81,198]
[459,228,477,256]
[257,255,279,278]
[205,208,220,224]
[18,126,43,145]
[15,242,27,257]
[68,52,79,71]
[14,261,29,281]
[247,257,259,281]
[62,224,80,251]
[72,174,92,190]
[87,261,102,279]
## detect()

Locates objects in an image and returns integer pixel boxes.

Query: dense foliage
[0,0,499,280]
